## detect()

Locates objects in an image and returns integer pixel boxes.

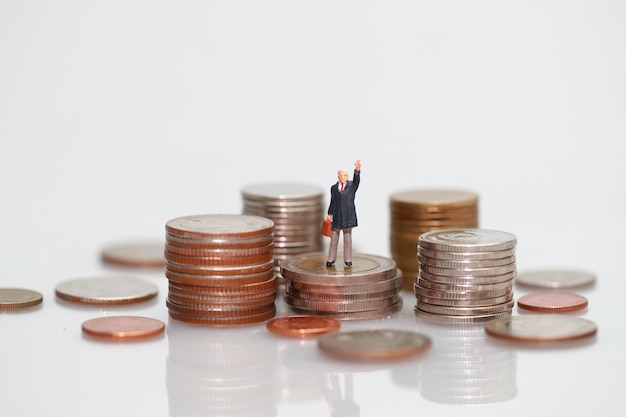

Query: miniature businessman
[326,160,361,267]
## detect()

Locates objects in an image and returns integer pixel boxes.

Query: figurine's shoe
[326,261,335,267]
[344,262,352,267]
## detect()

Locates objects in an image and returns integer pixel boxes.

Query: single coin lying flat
[485,315,597,342]
[82,316,165,341]
[266,315,340,338]
[317,329,431,361]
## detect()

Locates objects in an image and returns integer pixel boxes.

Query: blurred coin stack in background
[414,229,517,325]
[280,252,403,320]
[241,183,325,291]
[164,214,277,325]
[389,189,480,291]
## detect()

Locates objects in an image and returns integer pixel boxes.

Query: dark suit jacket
[328,169,360,230]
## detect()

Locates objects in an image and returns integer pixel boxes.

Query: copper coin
[82,316,165,341]
[55,276,158,305]
[266,315,340,338]
[317,329,431,361]
[100,241,165,268]
[515,269,596,289]
[517,292,588,313]
[389,188,479,209]
[0,288,43,310]
[168,305,276,326]
[484,315,597,342]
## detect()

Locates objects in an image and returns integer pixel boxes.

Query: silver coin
[291,299,403,321]
[415,292,513,307]
[420,262,516,277]
[514,269,596,289]
[280,252,397,285]
[418,254,516,269]
[318,328,431,360]
[415,307,512,325]
[417,247,516,261]
[287,273,403,295]
[286,286,401,302]
[55,276,158,305]
[284,293,401,313]
[416,299,514,316]
[419,229,517,253]
[418,270,516,285]
[484,315,598,342]
[414,283,513,300]
[417,276,513,292]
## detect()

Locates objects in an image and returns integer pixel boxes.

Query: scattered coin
[55,276,158,305]
[266,315,340,338]
[81,316,165,341]
[0,288,43,310]
[516,292,588,313]
[484,315,598,342]
[100,241,165,268]
[317,329,431,361]
[515,269,596,289]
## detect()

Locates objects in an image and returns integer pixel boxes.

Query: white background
[1,1,625,416]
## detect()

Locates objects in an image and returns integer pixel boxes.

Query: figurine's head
[337,169,349,184]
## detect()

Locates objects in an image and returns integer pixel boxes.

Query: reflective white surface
[1,1,625,416]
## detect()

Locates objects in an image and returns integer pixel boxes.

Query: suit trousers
[327,228,352,263]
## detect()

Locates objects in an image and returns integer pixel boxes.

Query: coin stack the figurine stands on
[241,182,326,288]
[279,252,403,320]
[414,229,517,325]
[164,214,278,325]
[389,189,480,291]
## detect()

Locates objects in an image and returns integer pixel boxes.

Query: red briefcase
[321,219,332,237]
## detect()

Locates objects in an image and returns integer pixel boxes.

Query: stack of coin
[241,183,325,276]
[414,229,517,325]
[279,252,403,320]
[389,189,479,291]
[164,214,277,325]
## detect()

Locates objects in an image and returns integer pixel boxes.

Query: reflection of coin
[266,315,340,338]
[0,288,43,310]
[484,315,597,342]
[81,316,165,341]
[515,269,596,289]
[55,276,158,305]
[318,329,431,361]
[517,292,588,313]
[100,241,165,268]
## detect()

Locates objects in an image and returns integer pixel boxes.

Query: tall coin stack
[241,183,325,289]
[279,253,403,320]
[164,214,277,325]
[389,189,479,291]
[414,229,517,325]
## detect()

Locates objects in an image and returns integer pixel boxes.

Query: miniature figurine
[326,160,361,267]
